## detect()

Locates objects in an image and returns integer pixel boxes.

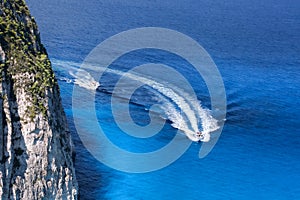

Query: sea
[26,0,300,199]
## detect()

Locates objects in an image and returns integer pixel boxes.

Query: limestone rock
[0,0,78,199]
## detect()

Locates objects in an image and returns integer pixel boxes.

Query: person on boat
[196,131,202,137]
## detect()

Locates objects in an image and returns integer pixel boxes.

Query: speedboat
[184,130,202,142]
[196,131,202,137]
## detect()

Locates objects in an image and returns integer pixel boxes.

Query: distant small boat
[90,81,100,88]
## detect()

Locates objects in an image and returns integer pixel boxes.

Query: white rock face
[0,73,78,199]
[0,0,78,199]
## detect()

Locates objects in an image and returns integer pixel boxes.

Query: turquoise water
[27,0,300,199]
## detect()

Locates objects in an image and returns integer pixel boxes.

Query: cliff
[0,0,78,199]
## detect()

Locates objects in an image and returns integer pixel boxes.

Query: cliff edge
[0,0,78,199]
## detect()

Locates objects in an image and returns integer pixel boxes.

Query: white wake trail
[52,59,220,142]
[69,69,100,91]
[101,67,217,142]
[52,59,100,91]
[104,68,199,131]
[161,81,219,141]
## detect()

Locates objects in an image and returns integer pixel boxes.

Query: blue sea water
[26,0,300,199]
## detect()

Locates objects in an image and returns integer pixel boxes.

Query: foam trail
[51,59,219,142]
[69,69,100,91]
[144,85,214,141]
[160,81,219,141]
[100,67,217,142]
[52,59,100,91]
[104,68,199,133]
[58,77,73,84]
[151,91,189,131]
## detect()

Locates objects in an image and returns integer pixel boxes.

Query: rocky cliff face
[0,0,78,199]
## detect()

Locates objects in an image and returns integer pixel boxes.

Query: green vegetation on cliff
[0,2,78,198]
[0,0,56,120]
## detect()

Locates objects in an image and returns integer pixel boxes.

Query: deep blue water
[26,0,300,199]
